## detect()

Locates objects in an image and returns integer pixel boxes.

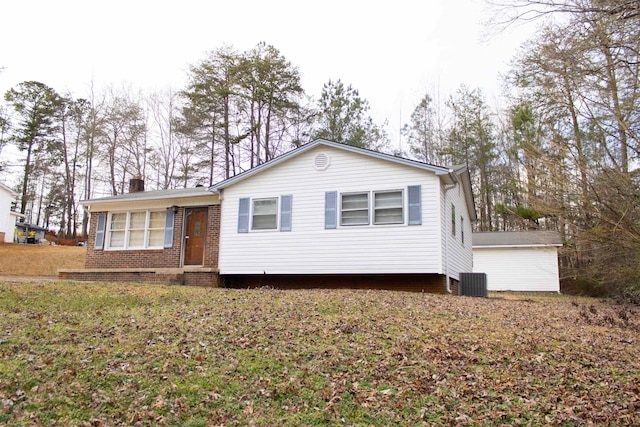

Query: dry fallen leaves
[0,282,638,426]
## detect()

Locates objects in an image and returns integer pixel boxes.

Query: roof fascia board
[82,192,218,209]
[452,167,477,221]
[80,189,217,205]
[0,182,17,197]
[473,243,563,249]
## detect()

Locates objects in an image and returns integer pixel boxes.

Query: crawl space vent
[314,153,330,171]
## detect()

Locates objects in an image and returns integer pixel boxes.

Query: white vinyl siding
[473,246,560,292]
[219,145,445,275]
[106,210,166,250]
[441,182,473,281]
[0,186,19,243]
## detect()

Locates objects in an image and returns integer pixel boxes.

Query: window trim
[340,192,370,226]
[148,211,168,248]
[128,211,149,248]
[338,189,407,227]
[251,197,279,231]
[373,190,404,225]
[105,210,166,250]
[107,212,127,249]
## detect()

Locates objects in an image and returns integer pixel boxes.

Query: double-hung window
[107,211,166,249]
[373,191,403,224]
[128,212,147,247]
[108,213,127,248]
[327,186,419,229]
[341,193,369,226]
[238,195,292,233]
[252,198,278,230]
[339,190,404,226]
[148,212,167,246]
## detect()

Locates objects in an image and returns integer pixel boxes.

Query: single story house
[60,139,477,294]
[0,182,23,243]
[472,231,563,292]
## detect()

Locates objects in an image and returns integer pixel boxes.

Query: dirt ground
[0,243,86,276]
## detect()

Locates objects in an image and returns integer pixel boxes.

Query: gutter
[473,244,563,249]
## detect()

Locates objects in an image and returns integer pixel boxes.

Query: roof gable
[211,139,455,191]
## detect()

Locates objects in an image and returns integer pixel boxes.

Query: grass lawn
[0,244,86,276]
[0,282,638,426]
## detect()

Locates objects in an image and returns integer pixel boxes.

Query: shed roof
[472,231,563,248]
[15,222,48,231]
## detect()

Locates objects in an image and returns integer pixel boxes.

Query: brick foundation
[58,268,219,287]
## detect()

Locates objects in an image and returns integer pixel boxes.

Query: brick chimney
[129,175,145,193]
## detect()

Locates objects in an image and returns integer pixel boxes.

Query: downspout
[443,170,458,294]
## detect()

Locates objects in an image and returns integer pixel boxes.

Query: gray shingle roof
[81,187,214,205]
[472,231,563,247]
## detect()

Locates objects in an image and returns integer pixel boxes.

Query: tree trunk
[601,42,629,173]
[20,140,33,215]
[223,94,230,179]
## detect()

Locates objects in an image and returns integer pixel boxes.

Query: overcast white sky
[0,0,535,151]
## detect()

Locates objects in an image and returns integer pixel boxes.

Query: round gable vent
[314,153,330,171]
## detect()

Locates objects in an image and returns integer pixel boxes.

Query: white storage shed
[473,231,563,292]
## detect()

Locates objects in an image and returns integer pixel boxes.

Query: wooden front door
[184,208,206,265]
